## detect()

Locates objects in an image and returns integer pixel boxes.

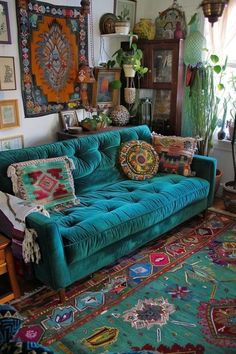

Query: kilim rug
[11,211,236,354]
[16,0,88,117]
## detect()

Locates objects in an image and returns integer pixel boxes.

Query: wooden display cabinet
[121,39,184,135]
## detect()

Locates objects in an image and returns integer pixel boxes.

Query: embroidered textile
[7,156,76,210]
[16,0,88,117]
[152,134,197,176]
[0,191,49,263]
[119,140,159,180]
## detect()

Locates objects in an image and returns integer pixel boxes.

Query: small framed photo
[0,99,20,129]
[60,110,79,130]
[0,134,24,151]
[0,1,11,44]
[114,0,137,31]
[92,68,121,108]
[0,57,16,90]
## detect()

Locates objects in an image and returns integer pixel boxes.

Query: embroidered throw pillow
[7,156,77,209]
[152,134,197,176]
[119,140,159,180]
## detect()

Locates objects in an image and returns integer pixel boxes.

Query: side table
[57,125,133,141]
[0,234,21,303]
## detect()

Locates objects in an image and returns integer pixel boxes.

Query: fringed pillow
[119,140,159,180]
[7,156,78,209]
[152,134,197,176]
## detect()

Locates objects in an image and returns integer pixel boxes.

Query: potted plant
[80,111,112,131]
[114,7,130,35]
[186,53,228,195]
[113,33,143,78]
[113,34,148,106]
[187,53,227,156]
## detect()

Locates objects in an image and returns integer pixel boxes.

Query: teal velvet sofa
[0,125,216,300]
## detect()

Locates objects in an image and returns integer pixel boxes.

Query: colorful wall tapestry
[16,0,88,117]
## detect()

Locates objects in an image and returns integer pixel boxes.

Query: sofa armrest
[26,213,70,290]
[191,155,217,207]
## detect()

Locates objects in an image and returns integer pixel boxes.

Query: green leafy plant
[116,7,130,21]
[112,33,142,67]
[106,60,116,69]
[81,112,112,131]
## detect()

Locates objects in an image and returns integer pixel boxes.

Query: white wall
[0,0,199,147]
[137,0,200,24]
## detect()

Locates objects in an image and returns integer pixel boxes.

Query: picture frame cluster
[0,2,22,151]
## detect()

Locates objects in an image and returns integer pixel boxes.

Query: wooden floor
[213,196,225,210]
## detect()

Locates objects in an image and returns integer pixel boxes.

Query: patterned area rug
[12,211,236,353]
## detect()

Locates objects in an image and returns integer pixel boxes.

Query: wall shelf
[100,33,129,38]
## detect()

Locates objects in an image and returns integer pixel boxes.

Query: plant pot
[215,168,223,195]
[124,87,136,104]
[217,129,226,140]
[228,123,234,140]
[223,181,236,213]
[133,18,155,40]
[115,20,130,35]
[123,64,135,78]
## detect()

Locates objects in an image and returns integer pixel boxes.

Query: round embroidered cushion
[119,140,159,180]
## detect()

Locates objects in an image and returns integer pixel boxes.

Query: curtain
[206,0,236,64]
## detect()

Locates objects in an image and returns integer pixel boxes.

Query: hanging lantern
[199,0,229,26]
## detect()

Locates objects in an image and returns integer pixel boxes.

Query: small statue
[77,64,95,83]
[174,21,184,39]
[80,0,90,16]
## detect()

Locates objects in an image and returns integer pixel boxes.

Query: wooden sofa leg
[58,288,66,303]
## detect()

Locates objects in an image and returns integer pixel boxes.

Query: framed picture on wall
[60,110,79,130]
[114,0,137,31]
[92,68,121,109]
[0,57,16,90]
[0,1,11,44]
[0,99,20,129]
[0,134,24,151]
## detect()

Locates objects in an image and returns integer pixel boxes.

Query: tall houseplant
[187,53,227,156]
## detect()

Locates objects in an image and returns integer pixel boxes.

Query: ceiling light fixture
[199,0,229,26]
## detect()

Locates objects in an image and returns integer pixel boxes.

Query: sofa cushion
[152,134,197,176]
[7,156,77,209]
[49,174,210,264]
[119,140,159,180]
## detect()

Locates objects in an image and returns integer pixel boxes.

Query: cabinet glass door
[153,50,173,83]
[152,89,172,134]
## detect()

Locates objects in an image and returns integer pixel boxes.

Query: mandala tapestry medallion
[16,0,88,117]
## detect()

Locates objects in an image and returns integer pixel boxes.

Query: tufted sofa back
[0,125,152,195]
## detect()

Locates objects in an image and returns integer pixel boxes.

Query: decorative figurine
[80,0,90,16]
